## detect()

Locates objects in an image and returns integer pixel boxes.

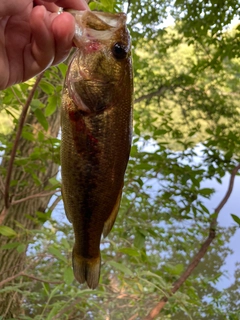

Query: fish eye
[112,42,128,60]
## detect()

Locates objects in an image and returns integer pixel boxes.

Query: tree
[0,0,240,319]
[0,69,63,317]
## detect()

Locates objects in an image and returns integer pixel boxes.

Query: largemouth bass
[60,10,133,289]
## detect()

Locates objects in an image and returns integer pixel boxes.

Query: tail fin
[72,249,101,289]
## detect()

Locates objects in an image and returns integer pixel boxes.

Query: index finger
[40,0,89,10]
[34,0,59,12]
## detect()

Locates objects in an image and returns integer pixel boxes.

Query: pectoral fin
[103,189,122,238]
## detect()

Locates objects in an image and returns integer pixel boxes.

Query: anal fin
[61,185,72,223]
[103,189,123,238]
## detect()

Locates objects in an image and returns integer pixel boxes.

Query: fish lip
[64,10,127,43]
[64,9,127,27]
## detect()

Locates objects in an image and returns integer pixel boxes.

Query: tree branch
[126,0,131,14]
[0,259,37,288]
[128,313,138,320]
[10,87,24,107]
[0,270,24,288]
[0,175,5,195]
[0,271,63,288]
[134,86,168,104]
[47,194,62,212]
[143,163,240,320]
[52,298,83,320]
[0,208,8,225]
[22,273,63,285]
[4,73,44,210]
[11,189,60,206]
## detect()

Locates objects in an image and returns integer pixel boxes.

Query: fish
[60,10,133,289]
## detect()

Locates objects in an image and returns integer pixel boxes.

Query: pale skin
[0,0,89,89]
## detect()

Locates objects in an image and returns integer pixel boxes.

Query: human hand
[0,0,89,89]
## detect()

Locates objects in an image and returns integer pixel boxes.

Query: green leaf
[49,177,60,186]
[31,99,42,111]
[58,63,68,78]
[134,231,145,249]
[15,157,29,166]
[139,271,167,287]
[0,242,21,250]
[108,261,133,276]
[36,211,51,223]
[100,0,113,11]
[37,131,45,142]
[134,126,141,136]
[48,246,67,263]
[46,305,59,320]
[31,172,42,186]
[89,2,97,10]
[199,188,214,197]
[17,244,26,253]
[61,238,70,250]
[42,282,50,295]
[40,81,55,95]
[34,109,49,131]
[173,263,184,275]
[0,226,17,237]
[231,214,240,226]
[22,131,35,141]
[64,266,74,285]
[199,202,210,214]
[14,220,26,230]
[119,247,140,257]
[155,129,168,136]
[45,96,58,117]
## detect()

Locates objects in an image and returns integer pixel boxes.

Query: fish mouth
[64,10,127,44]
[64,10,126,29]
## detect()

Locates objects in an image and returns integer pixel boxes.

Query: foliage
[0,0,240,319]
